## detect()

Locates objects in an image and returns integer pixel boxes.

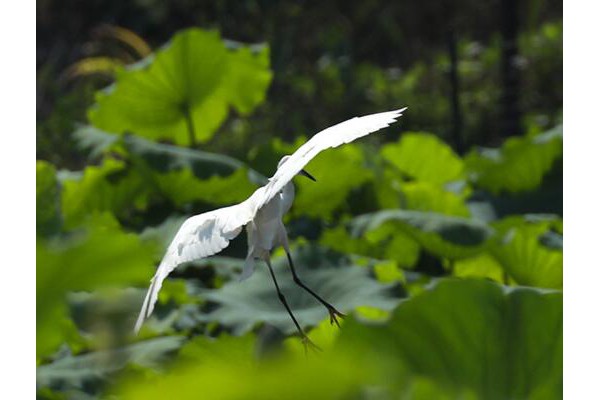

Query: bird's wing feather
[134,187,265,333]
[260,108,406,206]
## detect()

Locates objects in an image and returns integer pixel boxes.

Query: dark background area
[37,0,562,168]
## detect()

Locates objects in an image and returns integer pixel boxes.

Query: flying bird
[134,108,407,348]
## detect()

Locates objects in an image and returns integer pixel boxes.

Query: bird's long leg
[265,258,320,353]
[284,251,346,328]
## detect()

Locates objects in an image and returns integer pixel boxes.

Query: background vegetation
[37,1,562,398]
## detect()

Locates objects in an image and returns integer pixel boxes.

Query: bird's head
[278,155,317,182]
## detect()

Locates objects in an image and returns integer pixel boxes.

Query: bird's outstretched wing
[134,188,265,333]
[260,108,407,206]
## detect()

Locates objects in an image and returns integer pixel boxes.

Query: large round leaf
[465,125,562,194]
[382,132,465,184]
[399,181,470,216]
[338,279,562,399]
[490,216,563,289]
[88,29,272,146]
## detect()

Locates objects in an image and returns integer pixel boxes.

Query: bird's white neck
[281,181,295,214]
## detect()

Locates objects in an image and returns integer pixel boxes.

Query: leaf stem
[503,271,510,285]
[183,105,197,148]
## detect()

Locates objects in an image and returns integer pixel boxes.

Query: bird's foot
[327,306,345,328]
[301,334,322,354]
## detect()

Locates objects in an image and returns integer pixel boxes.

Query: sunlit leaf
[292,143,373,218]
[60,159,149,229]
[364,224,420,267]
[382,132,465,184]
[152,167,257,207]
[319,225,376,257]
[490,216,563,289]
[320,223,420,268]
[249,137,374,218]
[88,28,272,146]
[118,345,377,400]
[373,260,406,284]
[177,333,256,366]
[372,167,404,209]
[400,181,470,216]
[158,280,196,306]
[453,252,506,283]
[465,125,562,194]
[283,317,343,354]
[222,45,272,115]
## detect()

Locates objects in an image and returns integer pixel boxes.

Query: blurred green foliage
[37,15,562,400]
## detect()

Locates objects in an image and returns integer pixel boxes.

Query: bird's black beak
[300,169,317,182]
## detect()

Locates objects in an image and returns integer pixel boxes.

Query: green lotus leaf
[382,132,465,184]
[490,215,563,289]
[37,336,185,394]
[338,279,562,399]
[37,213,158,357]
[60,158,149,229]
[151,167,257,208]
[399,181,470,216]
[320,224,420,268]
[465,125,562,194]
[453,252,506,283]
[122,133,267,184]
[352,210,493,260]
[292,143,373,219]
[88,29,272,146]
[193,245,399,334]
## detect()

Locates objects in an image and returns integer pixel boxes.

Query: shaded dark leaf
[37,336,185,393]
[194,245,399,334]
[352,210,494,260]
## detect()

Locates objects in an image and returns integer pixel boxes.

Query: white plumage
[134,108,406,334]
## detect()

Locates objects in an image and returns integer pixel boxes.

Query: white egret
[134,108,407,347]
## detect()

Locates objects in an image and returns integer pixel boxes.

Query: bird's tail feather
[133,276,158,334]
